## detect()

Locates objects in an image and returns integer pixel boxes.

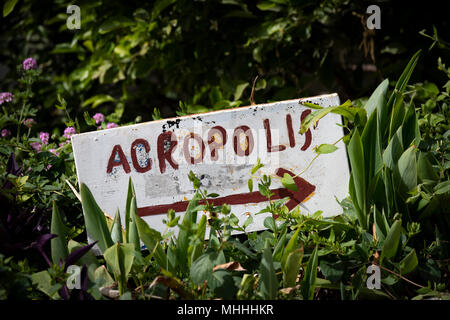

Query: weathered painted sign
[71,94,350,234]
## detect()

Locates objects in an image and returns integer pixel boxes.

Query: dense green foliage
[0,0,449,300]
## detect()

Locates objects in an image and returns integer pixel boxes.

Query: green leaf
[94,265,115,287]
[263,216,277,233]
[315,144,338,155]
[301,245,319,300]
[176,192,201,274]
[281,173,298,191]
[281,226,301,269]
[111,209,123,244]
[381,220,402,263]
[348,130,368,230]
[128,196,140,253]
[98,16,134,34]
[103,243,135,295]
[248,178,253,192]
[31,271,60,299]
[434,180,450,195]
[394,146,417,196]
[234,82,249,101]
[151,0,177,20]
[81,94,115,109]
[125,177,135,243]
[50,201,68,265]
[80,183,114,253]
[259,239,278,299]
[320,259,344,283]
[283,248,303,288]
[3,0,19,17]
[300,100,365,134]
[400,249,418,275]
[190,250,225,285]
[418,152,439,182]
[134,213,166,268]
[365,79,389,119]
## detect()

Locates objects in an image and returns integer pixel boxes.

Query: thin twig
[381,283,397,300]
[249,75,259,106]
[375,263,425,288]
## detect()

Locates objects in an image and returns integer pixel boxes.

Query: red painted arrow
[137,168,315,217]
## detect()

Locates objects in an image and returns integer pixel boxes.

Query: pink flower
[63,126,76,139]
[106,122,118,129]
[59,141,67,147]
[1,129,11,137]
[93,113,105,124]
[23,57,37,71]
[24,118,36,128]
[49,148,60,156]
[0,92,13,105]
[40,132,50,145]
[30,142,41,152]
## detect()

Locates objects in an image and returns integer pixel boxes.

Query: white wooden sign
[72,94,350,234]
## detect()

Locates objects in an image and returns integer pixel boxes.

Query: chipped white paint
[72,94,350,236]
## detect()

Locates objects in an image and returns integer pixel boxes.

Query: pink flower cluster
[1,129,11,137]
[23,57,37,71]
[93,113,104,124]
[63,126,76,139]
[24,118,36,128]
[0,92,13,105]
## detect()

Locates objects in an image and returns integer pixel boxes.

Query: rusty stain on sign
[71,94,350,235]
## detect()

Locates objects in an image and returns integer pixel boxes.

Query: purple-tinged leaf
[59,284,70,300]
[64,241,98,271]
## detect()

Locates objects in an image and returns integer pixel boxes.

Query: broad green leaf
[434,180,450,195]
[283,248,303,288]
[301,245,319,300]
[234,82,249,100]
[263,216,277,233]
[98,16,134,34]
[381,219,402,263]
[103,243,135,294]
[383,127,404,170]
[3,0,19,17]
[134,213,166,268]
[190,250,225,285]
[272,228,287,262]
[80,183,114,253]
[259,239,278,299]
[281,172,298,191]
[50,201,68,265]
[177,191,201,274]
[315,144,338,155]
[400,249,418,275]
[94,265,115,287]
[320,259,344,283]
[281,226,301,268]
[394,146,417,196]
[31,271,60,299]
[348,130,368,230]
[364,79,389,119]
[417,152,439,182]
[81,94,115,108]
